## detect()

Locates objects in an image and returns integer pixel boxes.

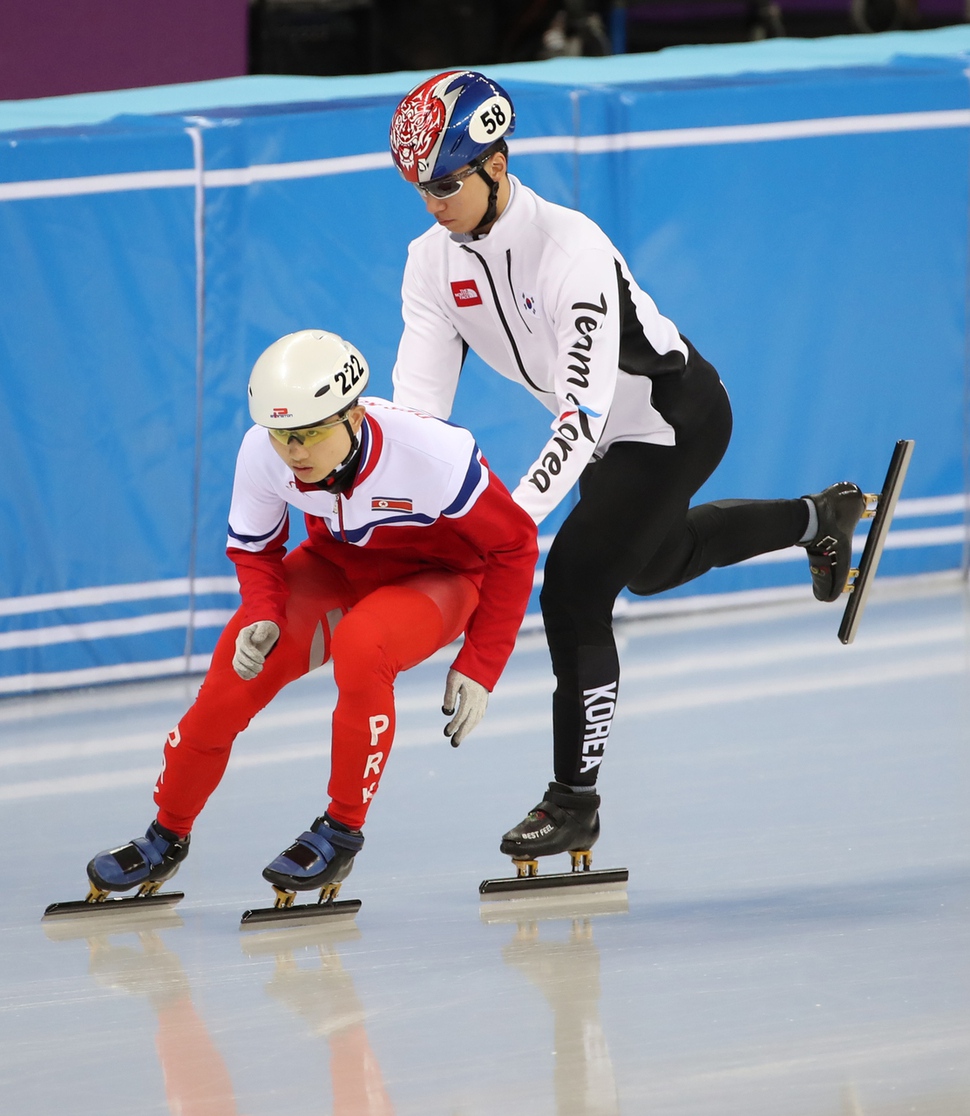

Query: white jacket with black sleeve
[392,175,720,525]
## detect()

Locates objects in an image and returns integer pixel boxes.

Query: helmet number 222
[334,353,366,396]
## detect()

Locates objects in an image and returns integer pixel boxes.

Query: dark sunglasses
[414,158,487,200]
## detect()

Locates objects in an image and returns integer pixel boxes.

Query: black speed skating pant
[540,375,809,787]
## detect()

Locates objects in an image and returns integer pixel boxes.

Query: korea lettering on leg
[580,681,616,774]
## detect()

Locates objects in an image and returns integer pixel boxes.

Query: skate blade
[479,867,628,901]
[42,892,184,923]
[239,897,361,931]
[838,438,914,645]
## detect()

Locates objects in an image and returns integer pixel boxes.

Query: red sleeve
[227,534,290,628]
[447,472,539,691]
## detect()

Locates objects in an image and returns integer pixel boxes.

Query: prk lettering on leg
[362,714,390,803]
[155,726,180,789]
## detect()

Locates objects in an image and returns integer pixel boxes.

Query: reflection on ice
[495,915,621,1116]
[242,923,394,1114]
[46,924,239,1116]
[44,916,396,1116]
[480,889,628,925]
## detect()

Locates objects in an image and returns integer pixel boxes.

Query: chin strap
[316,415,363,495]
[471,166,501,236]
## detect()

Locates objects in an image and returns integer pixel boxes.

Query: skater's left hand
[442,669,488,747]
[232,620,280,680]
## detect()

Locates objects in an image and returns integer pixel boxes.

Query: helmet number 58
[479,105,505,135]
[469,96,512,144]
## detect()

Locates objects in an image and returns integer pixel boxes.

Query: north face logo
[451,280,482,307]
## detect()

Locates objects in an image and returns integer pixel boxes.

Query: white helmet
[248,330,369,429]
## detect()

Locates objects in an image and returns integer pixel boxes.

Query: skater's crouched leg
[154,608,309,836]
[540,522,621,667]
[326,578,477,830]
[540,539,621,791]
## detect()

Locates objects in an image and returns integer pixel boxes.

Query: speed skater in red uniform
[84,330,538,905]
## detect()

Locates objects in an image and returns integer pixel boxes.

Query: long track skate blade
[239,897,361,930]
[42,892,184,921]
[479,867,628,900]
[480,889,629,924]
[839,438,914,645]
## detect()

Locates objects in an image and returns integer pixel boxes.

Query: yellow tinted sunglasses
[267,415,346,447]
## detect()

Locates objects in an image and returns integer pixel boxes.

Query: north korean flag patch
[372,497,413,512]
[451,279,482,307]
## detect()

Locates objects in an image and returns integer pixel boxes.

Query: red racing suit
[154,398,538,834]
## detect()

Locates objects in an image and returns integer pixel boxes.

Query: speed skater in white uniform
[85,330,538,902]
[388,71,867,869]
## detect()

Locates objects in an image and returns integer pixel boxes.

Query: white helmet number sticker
[469,96,512,144]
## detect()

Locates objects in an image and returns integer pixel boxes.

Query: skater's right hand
[233,620,280,680]
[442,669,488,747]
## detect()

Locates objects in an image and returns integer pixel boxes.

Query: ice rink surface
[1,578,968,1115]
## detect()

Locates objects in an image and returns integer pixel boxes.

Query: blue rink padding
[1,32,969,694]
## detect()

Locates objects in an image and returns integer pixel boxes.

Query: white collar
[450,174,519,245]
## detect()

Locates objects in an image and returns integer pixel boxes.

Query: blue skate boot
[86,821,190,901]
[262,814,364,906]
[800,481,866,603]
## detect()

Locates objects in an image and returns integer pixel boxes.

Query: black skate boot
[86,821,190,900]
[500,782,600,874]
[262,813,364,902]
[799,481,866,603]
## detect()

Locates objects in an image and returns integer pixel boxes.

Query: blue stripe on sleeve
[228,508,288,546]
[442,446,484,517]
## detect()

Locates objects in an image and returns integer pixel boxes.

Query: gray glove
[232,620,280,680]
[442,668,488,747]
